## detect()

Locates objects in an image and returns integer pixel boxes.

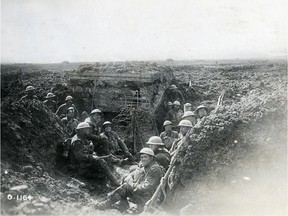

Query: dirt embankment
[165,62,287,215]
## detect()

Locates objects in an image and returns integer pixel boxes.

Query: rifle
[144,128,193,212]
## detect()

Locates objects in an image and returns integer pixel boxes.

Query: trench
[1,61,287,215]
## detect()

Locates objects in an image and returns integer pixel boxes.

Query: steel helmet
[178,119,193,127]
[184,103,192,107]
[170,85,178,90]
[46,92,55,98]
[65,95,73,101]
[102,121,112,127]
[195,105,207,112]
[163,120,172,127]
[173,101,180,106]
[67,107,75,112]
[146,136,165,146]
[167,101,173,106]
[26,86,35,91]
[139,147,155,157]
[181,111,195,119]
[90,109,102,115]
[76,122,90,130]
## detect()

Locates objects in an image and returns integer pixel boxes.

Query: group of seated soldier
[165,100,209,128]
[19,84,210,213]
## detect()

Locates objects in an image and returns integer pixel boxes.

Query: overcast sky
[1,0,287,63]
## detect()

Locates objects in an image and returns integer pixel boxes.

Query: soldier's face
[81,112,89,119]
[82,127,92,136]
[27,90,34,96]
[91,114,101,122]
[180,126,190,135]
[173,105,180,111]
[104,126,111,132]
[186,106,192,111]
[67,110,74,118]
[148,144,157,152]
[66,100,72,105]
[140,154,153,166]
[165,125,172,131]
[198,108,208,118]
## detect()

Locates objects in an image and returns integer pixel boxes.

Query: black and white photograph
[1,0,287,215]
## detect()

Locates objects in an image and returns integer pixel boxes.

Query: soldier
[43,92,57,112]
[56,95,79,119]
[166,101,184,127]
[167,101,173,111]
[181,111,197,126]
[95,147,164,212]
[170,120,193,156]
[61,107,79,137]
[159,120,179,150]
[146,136,171,171]
[183,102,192,112]
[101,121,135,163]
[80,111,89,122]
[85,109,103,136]
[20,86,39,101]
[70,122,120,186]
[85,109,110,156]
[195,105,209,121]
[163,85,184,107]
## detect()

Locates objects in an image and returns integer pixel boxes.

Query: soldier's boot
[102,164,120,187]
[94,192,121,210]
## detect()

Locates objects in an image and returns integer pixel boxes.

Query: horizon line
[1,57,287,65]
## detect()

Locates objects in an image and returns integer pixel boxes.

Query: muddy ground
[1,60,287,215]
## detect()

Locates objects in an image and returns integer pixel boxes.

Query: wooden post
[131,108,137,154]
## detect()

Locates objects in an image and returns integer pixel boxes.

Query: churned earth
[1,60,287,215]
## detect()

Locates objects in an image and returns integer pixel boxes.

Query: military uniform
[169,133,190,155]
[159,130,179,150]
[96,159,164,212]
[69,134,119,185]
[102,131,127,154]
[43,99,57,113]
[85,117,102,135]
[84,117,110,156]
[154,148,171,171]
[166,109,184,126]
[61,117,79,137]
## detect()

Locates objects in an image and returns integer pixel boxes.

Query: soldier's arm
[72,140,93,162]
[135,167,162,193]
